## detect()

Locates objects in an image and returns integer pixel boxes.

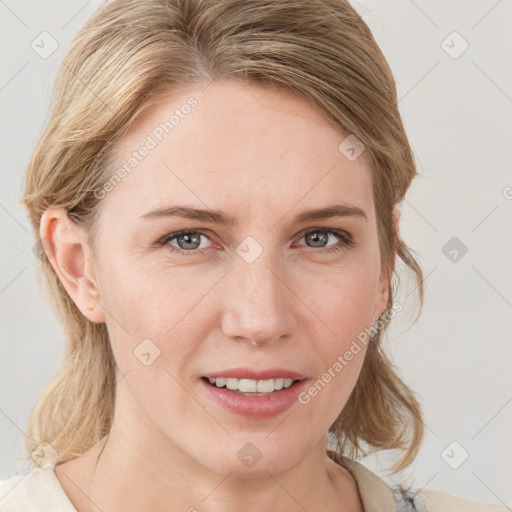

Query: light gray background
[1,0,511,507]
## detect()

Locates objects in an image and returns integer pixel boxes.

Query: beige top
[329,451,508,511]
[0,454,508,511]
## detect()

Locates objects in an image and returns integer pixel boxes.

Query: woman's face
[80,81,390,475]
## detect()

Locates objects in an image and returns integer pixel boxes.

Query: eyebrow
[140,203,367,226]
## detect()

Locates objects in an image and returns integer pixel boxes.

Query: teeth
[206,377,297,393]
[274,377,284,390]
[226,378,238,390]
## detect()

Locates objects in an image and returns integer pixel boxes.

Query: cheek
[292,266,376,415]
[100,254,215,328]
[295,261,379,340]
[97,257,212,374]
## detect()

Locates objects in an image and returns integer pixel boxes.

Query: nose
[220,257,297,347]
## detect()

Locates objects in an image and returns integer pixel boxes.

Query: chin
[214,457,296,478]
[197,439,305,477]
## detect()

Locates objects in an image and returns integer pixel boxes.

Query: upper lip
[202,368,306,380]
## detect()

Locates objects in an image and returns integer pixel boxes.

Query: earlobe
[39,208,106,324]
[392,207,401,243]
[371,207,400,326]
[372,268,390,326]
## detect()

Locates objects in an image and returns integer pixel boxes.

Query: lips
[200,376,309,418]
[199,367,309,417]
[202,367,306,381]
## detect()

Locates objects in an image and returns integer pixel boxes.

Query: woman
[0,0,506,510]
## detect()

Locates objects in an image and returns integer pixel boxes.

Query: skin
[42,80,396,512]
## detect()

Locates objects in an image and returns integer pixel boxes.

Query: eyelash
[157,228,354,256]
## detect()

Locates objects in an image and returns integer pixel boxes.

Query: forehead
[102,80,374,222]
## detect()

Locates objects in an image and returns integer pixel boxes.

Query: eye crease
[156,228,355,256]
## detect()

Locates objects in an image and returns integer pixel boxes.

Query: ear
[39,208,106,323]
[371,207,400,325]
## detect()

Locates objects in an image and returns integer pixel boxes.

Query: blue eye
[158,228,354,256]
[294,228,354,254]
[160,230,212,255]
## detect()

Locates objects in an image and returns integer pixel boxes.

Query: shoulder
[327,450,508,512]
[0,467,76,511]
[416,488,509,512]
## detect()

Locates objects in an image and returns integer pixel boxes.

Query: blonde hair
[21,0,424,473]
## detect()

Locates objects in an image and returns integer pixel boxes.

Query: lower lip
[200,378,309,419]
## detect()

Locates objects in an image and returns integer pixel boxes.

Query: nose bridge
[220,247,294,345]
[240,252,281,306]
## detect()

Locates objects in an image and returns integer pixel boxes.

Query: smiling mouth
[201,376,302,395]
